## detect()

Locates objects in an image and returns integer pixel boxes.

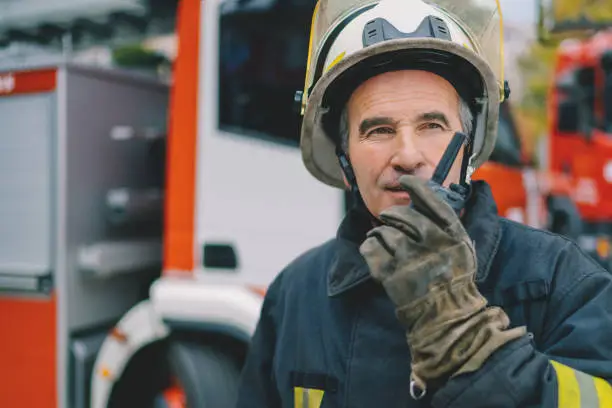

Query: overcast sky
[501,0,536,25]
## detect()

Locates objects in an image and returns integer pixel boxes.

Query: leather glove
[359,174,526,398]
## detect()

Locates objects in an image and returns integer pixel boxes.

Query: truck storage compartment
[0,92,54,292]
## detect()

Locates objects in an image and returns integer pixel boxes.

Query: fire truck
[472,100,580,240]
[0,0,595,407]
[536,0,612,268]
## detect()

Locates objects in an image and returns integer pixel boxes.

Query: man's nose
[389,128,425,174]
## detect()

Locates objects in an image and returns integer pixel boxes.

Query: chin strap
[336,147,358,194]
[336,147,376,223]
[336,139,473,218]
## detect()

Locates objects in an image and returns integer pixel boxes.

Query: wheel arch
[90,280,263,408]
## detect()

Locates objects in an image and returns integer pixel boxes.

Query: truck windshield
[218,5,314,145]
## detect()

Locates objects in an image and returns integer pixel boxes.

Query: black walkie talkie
[416,131,469,214]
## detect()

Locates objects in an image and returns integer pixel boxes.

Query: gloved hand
[359,175,526,398]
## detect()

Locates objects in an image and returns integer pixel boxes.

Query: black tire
[168,342,241,408]
[547,195,582,241]
[108,341,172,408]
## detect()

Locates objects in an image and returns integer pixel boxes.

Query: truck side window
[489,103,522,167]
[555,70,580,133]
[576,67,596,112]
[555,67,597,135]
[576,67,597,132]
[218,8,313,145]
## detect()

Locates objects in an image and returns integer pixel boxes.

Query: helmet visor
[423,0,504,92]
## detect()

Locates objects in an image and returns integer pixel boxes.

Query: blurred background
[1,0,612,407]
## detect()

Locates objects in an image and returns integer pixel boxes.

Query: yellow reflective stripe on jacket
[294,387,324,408]
[551,360,612,407]
[594,377,612,405]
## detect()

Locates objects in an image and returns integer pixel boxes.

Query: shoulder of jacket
[498,217,579,252]
[497,217,608,284]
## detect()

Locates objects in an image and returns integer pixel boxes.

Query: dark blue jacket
[236,180,612,407]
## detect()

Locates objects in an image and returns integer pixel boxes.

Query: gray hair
[338,97,473,153]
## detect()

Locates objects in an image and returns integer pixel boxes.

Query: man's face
[346,69,466,218]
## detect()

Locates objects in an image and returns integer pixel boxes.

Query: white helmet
[299,0,507,189]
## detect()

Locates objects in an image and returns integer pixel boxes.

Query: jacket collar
[327,180,503,297]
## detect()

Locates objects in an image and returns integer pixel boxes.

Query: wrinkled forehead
[346,69,461,118]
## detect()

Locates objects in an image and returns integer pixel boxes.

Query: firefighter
[236,0,612,406]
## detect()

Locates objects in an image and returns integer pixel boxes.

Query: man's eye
[423,123,444,130]
[418,123,449,135]
[367,127,394,137]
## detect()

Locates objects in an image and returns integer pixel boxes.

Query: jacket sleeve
[431,255,612,408]
[235,274,284,408]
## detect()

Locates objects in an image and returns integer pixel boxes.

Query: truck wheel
[547,195,582,241]
[168,342,241,408]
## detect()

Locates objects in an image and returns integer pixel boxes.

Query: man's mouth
[385,186,411,201]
